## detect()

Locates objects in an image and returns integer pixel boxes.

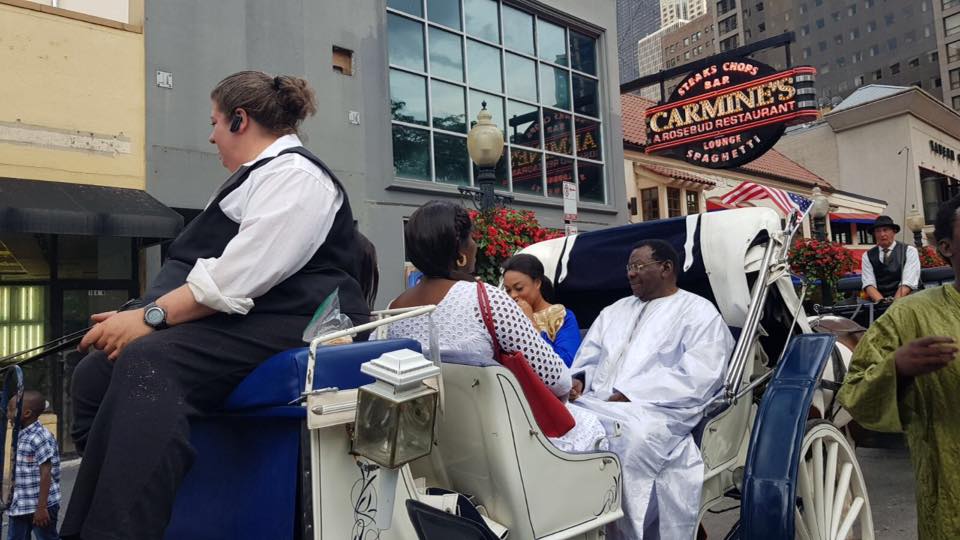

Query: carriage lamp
[906,209,925,248]
[465,103,507,212]
[353,348,440,469]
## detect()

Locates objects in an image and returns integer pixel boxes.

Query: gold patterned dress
[531,304,581,367]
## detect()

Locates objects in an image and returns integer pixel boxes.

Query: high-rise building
[618,0,663,83]
[737,0,942,107]
[635,19,690,99]
[661,14,718,71]
[660,0,707,27]
[934,0,960,111]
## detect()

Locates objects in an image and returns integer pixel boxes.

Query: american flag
[721,182,812,217]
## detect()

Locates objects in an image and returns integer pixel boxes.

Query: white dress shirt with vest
[860,241,921,296]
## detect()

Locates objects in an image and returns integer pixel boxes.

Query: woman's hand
[515,298,535,320]
[78,309,154,361]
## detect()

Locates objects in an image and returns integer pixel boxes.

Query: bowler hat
[868,215,901,233]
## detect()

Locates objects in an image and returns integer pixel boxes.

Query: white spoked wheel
[796,420,875,540]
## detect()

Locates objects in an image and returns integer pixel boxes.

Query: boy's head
[7,390,46,426]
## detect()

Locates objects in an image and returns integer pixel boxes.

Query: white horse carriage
[0,207,874,539]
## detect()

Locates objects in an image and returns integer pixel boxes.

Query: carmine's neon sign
[644,59,819,168]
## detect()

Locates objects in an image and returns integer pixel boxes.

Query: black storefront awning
[0,178,183,239]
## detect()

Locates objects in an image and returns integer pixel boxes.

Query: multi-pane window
[953,96,960,111]
[831,223,852,245]
[947,14,960,37]
[387,0,606,203]
[0,286,45,359]
[950,68,960,90]
[857,227,875,245]
[718,16,738,34]
[949,41,960,63]
[946,0,960,10]
[641,187,659,221]
[686,191,700,215]
[667,188,681,218]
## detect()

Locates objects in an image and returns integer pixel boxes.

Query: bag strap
[475,282,503,359]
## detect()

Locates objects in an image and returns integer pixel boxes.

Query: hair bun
[275,75,317,122]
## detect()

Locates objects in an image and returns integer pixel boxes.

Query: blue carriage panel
[739,333,836,540]
[165,339,423,540]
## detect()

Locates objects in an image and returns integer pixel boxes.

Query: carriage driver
[568,240,734,540]
[60,71,369,540]
[860,215,921,303]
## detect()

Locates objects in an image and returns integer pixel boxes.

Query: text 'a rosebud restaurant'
[620,33,886,270]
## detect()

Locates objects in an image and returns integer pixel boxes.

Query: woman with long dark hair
[502,254,582,367]
[62,71,369,539]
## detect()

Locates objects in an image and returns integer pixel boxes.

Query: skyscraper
[660,0,707,27]
[618,0,662,83]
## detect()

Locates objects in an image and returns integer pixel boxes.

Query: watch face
[145,307,165,326]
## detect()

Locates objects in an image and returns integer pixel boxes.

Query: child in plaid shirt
[6,391,60,540]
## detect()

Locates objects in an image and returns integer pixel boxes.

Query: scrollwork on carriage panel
[595,473,621,517]
[351,460,381,540]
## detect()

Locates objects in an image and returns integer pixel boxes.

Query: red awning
[829,212,878,224]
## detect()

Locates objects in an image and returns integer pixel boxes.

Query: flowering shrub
[469,208,563,284]
[919,245,947,268]
[788,238,858,298]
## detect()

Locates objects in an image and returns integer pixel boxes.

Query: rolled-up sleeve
[860,251,876,290]
[186,164,342,314]
[902,246,921,290]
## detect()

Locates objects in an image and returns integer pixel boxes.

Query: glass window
[575,117,601,161]
[667,188,682,217]
[502,4,534,55]
[507,100,541,148]
[543,109,573,155]
[848,4,857,15]
[467,40,502,92]
[890,62,900,75]
[505,53,537,102]
[946,0,960,10]
[884,13,894,26]
[641,187,659,221]
[545,155,574,197]
[390,70,428,125]
[431,80,466,132]
[953,96,960,111]
[570,31,596,75]
[388,0,422,17]
[433,133,470,185]
[909,57,920,68]
[388,14,425,71]
[867,21,876,32]
[392,125,431,180]
[429,27,464,81]
[686,191,699,214]
[831,222,852,244]
[465,0,500,43]
[947,14,960,37]
[511,149,543,194]
[578,162,604,203]
[857,227,875,245]
[949,41,960,63]
[0,285,46,359]
[819,41,828,51]
[572,75,598,117]
[428,0,461,29]
[888,38,897,50]
[801,25,809,36]
[832,12,840,21]
[538,19,568,66]
[951,68,960,90]
[541,64,570,110]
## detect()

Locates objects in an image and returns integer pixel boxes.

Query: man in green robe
[839,194,960,539]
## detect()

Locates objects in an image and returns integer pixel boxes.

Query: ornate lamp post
[461,102,512,212]
[905,209,925,248]
[810,186,830,241]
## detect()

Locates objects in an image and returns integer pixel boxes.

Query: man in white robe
[569,239,734,540]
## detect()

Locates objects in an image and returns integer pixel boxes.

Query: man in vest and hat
[861,215,921,303]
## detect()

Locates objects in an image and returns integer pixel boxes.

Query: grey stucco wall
[145,0,625,307]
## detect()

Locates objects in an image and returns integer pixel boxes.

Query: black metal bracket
[457,186,514,211]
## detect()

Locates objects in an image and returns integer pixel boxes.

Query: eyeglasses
[626,260,663,273]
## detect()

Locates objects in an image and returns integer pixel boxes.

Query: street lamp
[352,348,440,528]
[810,186,830,241]
[462,102,511,212]
[905,208,925,248]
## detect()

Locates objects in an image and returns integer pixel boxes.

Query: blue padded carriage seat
[164,339,422,540]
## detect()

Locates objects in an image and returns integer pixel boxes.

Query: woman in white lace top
[388,201,606,452]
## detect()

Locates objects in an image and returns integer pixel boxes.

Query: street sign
[562,181,578,221]
[565,224,578,236]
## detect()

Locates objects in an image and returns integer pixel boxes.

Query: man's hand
[608,391,631,402]
[78,309,154,361]
[32,505,50,528]
[894,337,958,377]
[569,379,584,401]
[90,310,118,324]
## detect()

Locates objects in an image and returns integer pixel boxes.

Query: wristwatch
[143,302,169,330]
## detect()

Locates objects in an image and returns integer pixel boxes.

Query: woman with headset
[60,71,369,539]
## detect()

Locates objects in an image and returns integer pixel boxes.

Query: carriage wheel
[795,420,875,540]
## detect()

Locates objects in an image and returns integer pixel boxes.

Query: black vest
[867,243,906,298]
[143,147,370,324]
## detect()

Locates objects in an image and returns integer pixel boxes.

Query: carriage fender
[738,333,836,540]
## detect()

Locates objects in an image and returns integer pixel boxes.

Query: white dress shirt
[186,134,343,314]
[860,241,921,291]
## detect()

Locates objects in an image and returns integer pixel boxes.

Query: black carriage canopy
[551,215,768,330]
[0,177,183,240]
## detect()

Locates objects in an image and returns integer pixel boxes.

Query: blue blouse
[539,308,582,367]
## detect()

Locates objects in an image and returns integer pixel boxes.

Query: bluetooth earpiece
[229,113,242,133]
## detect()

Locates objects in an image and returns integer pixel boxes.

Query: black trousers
[60,312,311,540]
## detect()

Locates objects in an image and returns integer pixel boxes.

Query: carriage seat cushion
[223,339,423,411]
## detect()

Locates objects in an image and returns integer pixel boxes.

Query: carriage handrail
[723,240,777,400]
[303,305,437,396]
